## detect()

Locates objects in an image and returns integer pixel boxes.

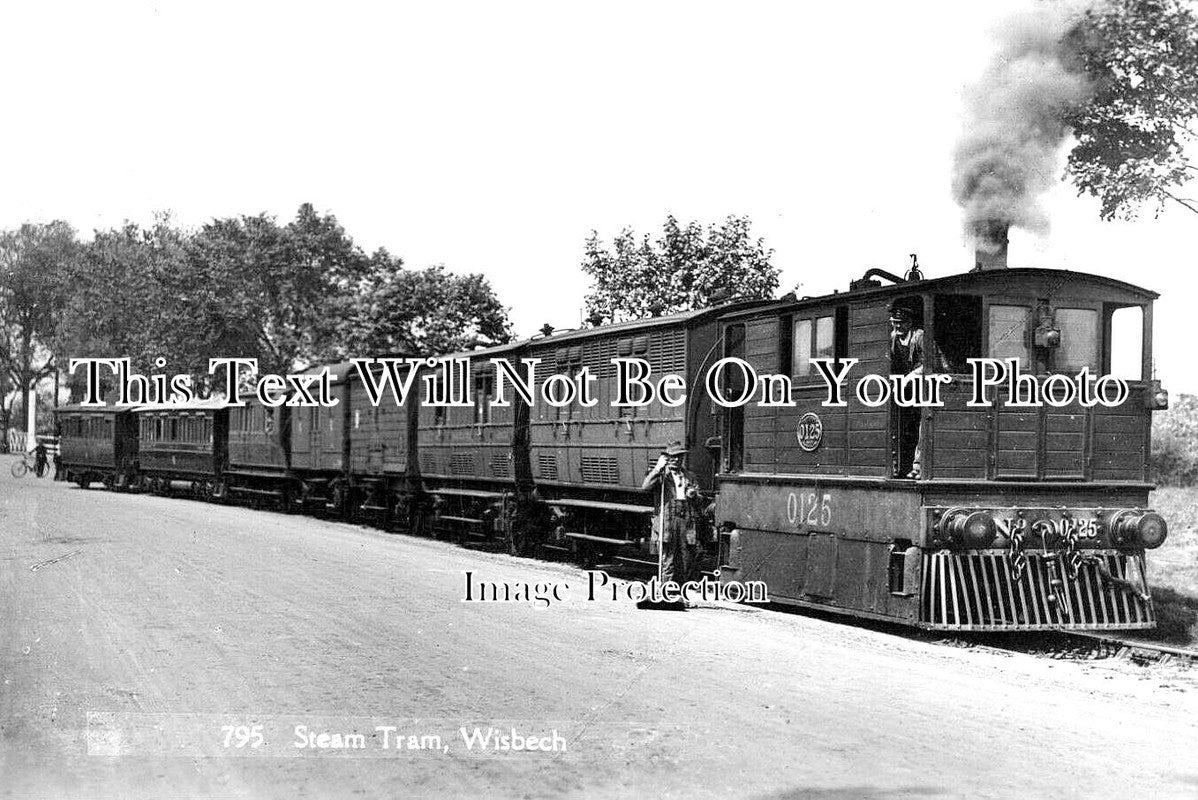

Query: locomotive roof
[718,267,1158,321]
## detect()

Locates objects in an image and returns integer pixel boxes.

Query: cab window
[988,305,1030,366]
[785,309,845,378]
[1055,308,1098,373]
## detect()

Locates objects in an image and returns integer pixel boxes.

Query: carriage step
[548,498,654,514]
[439,515,485,525]
[229,486,283,497]
[360,504,389,512]
[541,543,571,553]
[615,555,658,568]
[563,532,635,546]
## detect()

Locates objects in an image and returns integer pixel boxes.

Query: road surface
[3,460,1197,799]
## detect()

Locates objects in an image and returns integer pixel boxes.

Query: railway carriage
[135,399,229,498]
[518,307,753,567]
[289,362,353,511]
[713,262,1169,631]
[414,342,529,549]
[56,404,138,489]
[225,402,296,508]
[343,359,419,524]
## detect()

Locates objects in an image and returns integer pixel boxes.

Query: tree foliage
[56,217,195,377]
[340,252,511,356]
[0,222,78,419]
[1064,0,1198,220]
[186,203,372,376]
[0,204,512,406]
[581,215,778,324]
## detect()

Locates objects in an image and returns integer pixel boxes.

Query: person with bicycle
[33,441,48,477]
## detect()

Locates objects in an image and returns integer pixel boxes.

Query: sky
[1,0,1195,393]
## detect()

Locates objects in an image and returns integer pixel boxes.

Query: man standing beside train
[640,441,703,605]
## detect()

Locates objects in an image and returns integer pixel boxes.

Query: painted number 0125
[786,491,832,527]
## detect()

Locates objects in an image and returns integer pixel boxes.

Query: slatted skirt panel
[920,551,1154,631]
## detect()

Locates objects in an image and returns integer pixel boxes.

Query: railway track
[1063,631,1198,667]
[929,628,1198,667]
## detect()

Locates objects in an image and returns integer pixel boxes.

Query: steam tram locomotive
[55,257,1171,632]
[713,265,1167,630]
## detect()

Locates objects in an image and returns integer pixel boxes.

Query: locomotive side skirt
[716,479,923,624]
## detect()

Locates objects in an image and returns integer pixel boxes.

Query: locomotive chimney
[972,221,1009,270]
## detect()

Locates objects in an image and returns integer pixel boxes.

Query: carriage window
[430,375,447,426]
[1055,308,1098,373]
[988,305,1030,366]
[264,409,275,434]
[476,374,495,424]
[1108,305,1143,379]
[354,409,361,429]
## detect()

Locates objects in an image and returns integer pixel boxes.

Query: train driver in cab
[889,301,943,479]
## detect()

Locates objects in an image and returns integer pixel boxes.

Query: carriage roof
[55,403,133,415]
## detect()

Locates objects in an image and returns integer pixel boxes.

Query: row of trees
[0,204,513,435]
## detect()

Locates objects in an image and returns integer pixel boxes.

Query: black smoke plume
[952,3,1095,247]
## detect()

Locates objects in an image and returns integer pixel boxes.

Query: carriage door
[721,324,746,472]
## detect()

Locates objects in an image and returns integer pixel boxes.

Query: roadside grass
[1146,486,1198,643]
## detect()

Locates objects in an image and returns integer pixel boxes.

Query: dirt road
[3,462,1197,799]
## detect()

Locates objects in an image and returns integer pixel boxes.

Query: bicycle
[10,451,48,479]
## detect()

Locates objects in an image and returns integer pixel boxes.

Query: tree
[338,251,511,356]
[55,217,203,399]
[1064,0,1198,220]
[581,215,778,324]
[187,203,371,376]
[0,221,78,441]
